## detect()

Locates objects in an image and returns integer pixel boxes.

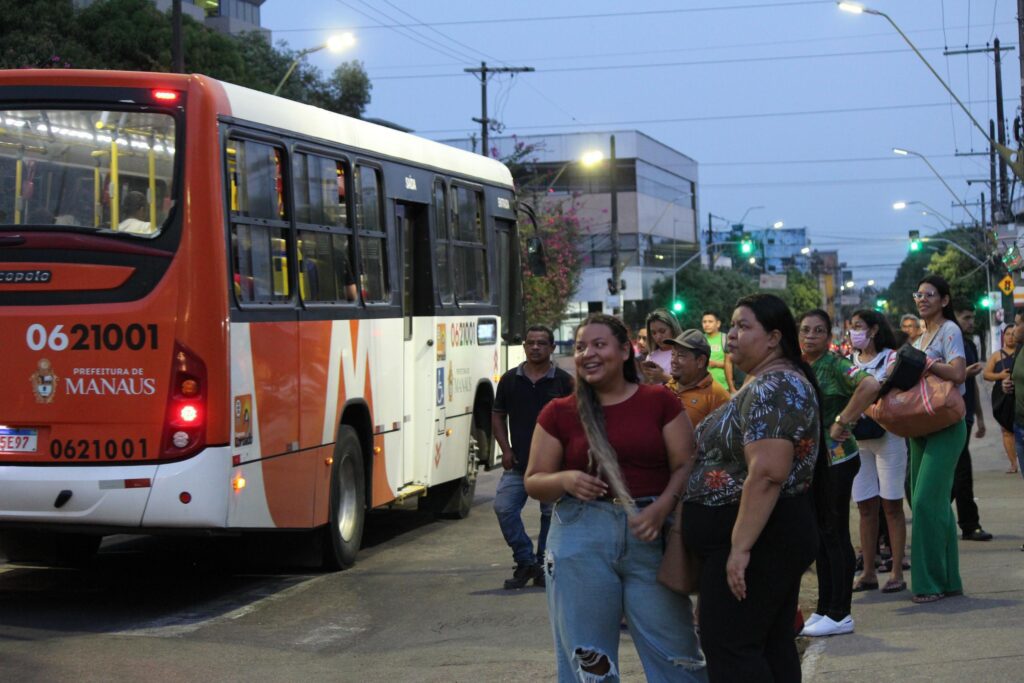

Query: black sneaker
[533,565,546,588]
[962,529,993,541]
[503,563,536,589]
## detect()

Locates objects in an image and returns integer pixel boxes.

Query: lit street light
[274,33,356,96]
[892,199,954,227]
[541,147,603,194]
[839,1,1024,181]
[892,148,977,223]
[772,220,785,229]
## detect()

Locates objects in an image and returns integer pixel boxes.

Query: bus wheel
[322,426,366,571]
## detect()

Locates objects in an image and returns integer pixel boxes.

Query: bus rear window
[0,109,177,238]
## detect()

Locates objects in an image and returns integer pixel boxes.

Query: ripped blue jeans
[544,497,707,683]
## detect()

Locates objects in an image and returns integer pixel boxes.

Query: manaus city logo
[30,358,58,404]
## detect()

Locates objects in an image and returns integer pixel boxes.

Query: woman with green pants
[908,275,968,603]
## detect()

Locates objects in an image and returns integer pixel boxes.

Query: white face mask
[849,329,870,350]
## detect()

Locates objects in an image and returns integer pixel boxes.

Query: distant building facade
[709,225,811,274]
[445,130,699,333]
[73,0,267,37]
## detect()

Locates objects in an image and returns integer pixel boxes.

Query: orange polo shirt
[666,373,731,429]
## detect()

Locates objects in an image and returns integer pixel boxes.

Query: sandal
[853,579,879,592]
[912,593,944,604]
[877,559,893,573]
[882,578,906,593]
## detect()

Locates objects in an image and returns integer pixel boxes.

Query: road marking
[113,574,327,638]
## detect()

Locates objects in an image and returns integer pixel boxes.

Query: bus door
[397,201,434,486]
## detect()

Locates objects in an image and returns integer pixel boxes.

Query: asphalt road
[0,470,650,682]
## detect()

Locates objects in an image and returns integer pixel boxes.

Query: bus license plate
[0,428,38,453]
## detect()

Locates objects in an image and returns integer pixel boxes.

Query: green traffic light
[909,240,921,252]
[672,299,685,313]
[979,296,991,309]
[740,240,753,255]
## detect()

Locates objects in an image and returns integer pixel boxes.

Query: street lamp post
[892,148,978,223]
[893,200,954,228]
[609,134,622,314]
[839,1,1024,181]
[274,33,356,96]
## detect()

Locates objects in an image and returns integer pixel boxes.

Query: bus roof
[214,78,514,189]
[0,69,514,190]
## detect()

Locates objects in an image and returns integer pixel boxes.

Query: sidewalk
[803,407,1024,682]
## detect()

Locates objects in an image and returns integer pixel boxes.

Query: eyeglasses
[798,326,828,336]
[911,291,939,301]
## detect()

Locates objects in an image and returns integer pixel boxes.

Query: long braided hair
[736,294,832,529]
[574,314,640,515]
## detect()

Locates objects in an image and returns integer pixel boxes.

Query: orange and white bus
[0,69,531,568]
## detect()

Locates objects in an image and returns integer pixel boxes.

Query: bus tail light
[160,342,208,460]
[153,89,179,102]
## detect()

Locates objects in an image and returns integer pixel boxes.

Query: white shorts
[851,431,907,502]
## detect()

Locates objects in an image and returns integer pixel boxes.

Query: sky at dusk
[261,0,1018,288]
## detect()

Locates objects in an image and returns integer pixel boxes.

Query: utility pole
[945,41,1015,214]
[1019,0,1024,118]
[463,62,534,157]
[995,39,1009,210]
[171,0,184,73]
[991,119,998,221]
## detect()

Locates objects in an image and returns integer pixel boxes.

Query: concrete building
[73,0,266,37]
[445,130,699,334]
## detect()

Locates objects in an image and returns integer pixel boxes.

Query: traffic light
[874,298,887,312]
[979,294,992,309]
[740,233,753,255]
[672,298,685,314]
[908,230,921,252]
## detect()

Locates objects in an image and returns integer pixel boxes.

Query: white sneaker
[803,613,825,630]
[800,615,854,637]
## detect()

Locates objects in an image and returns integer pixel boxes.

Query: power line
[371,44,1016,80]
[275,1,836,33]
[703,174,974,188]
[418,98,998,134]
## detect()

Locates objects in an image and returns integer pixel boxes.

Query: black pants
[684,495,817,683]
[951,419,981,534]
[815,457,860,620]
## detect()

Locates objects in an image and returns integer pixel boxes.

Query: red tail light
[160,342,208,460]
[153,89,179,102]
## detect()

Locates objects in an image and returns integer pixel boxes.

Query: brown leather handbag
[657,500,701,594]
[867,373,966,438]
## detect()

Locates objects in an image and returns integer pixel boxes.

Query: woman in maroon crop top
[525,314,706,682]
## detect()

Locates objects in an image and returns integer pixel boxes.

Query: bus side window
[354,165,388,303]
[451,186,488,303]
[293,152,356,303]
[228,139,291,303]
[433,180,453,305]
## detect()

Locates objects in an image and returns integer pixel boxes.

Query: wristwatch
[834,414,856,430]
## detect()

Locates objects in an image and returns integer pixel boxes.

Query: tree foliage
[0,0,371,117]
[520,200,585,329]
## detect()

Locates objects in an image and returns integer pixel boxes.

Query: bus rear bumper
[0,447,232,530]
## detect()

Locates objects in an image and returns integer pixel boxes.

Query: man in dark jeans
[953,304,993,541]
[492,325,574,588]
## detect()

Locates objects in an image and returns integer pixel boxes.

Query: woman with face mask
[798,309,881,637]
[848,309,908,595]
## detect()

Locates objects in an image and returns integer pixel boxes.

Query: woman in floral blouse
[682,294,829,682]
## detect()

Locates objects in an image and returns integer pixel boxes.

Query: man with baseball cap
[664,329,731,428]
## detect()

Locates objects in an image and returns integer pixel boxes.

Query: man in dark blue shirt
[954,305,992,541]
[492,325,574,589]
